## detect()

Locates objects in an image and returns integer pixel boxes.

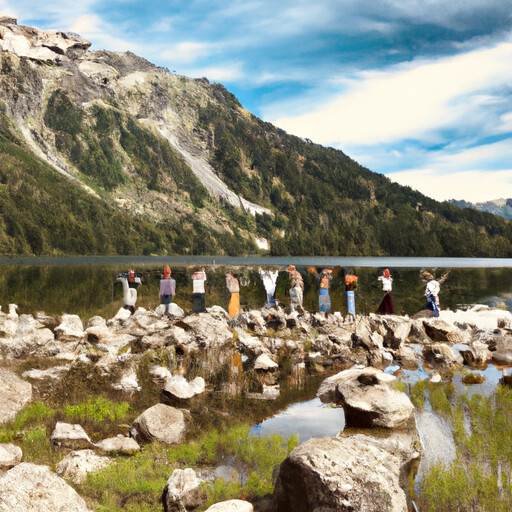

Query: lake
[1,256,512,319]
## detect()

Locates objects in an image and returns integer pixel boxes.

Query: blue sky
[2,0,512,202]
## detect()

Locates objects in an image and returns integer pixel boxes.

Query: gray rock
[271,436,407,512]
[0,462,92,512]
[423,319,465,344]
[317,367,415,429]
[51,422,92,449]
[132,403,187,444]
[0,368,32,425]
[163,468,206,512]
[206,501,254,512]
[0,443,22,470]
[56,449,113,484]
[423,343,464,367]
[55,314,84,342]
[94,435,140,455]
[163,375,205,400]
[253,353,278,370]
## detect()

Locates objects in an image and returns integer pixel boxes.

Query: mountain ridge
[1,16,512,257]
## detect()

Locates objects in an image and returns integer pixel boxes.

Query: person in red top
[159,265,176,316]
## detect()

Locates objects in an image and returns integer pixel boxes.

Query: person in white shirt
[376,268,393,314]
[258,268,279,308]
[420,269,450,318]
[191,269,207,313]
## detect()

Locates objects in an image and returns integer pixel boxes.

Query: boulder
[55,315,84,342]
[454,341,492,367]
[0,443,22,470]
[490,336,512,365]
[51,422,92,449]
[162,375,205,400]
[131,404,187,444]
[155,303,185,317]
[56,449,113,484]
[94,435,140,455]
[0,368,32,425]
[206,501,254,512]
[317,367,414,429]
[253,353,279,371]
[396,344,419,370]
[0,462,92,511]
[422,319,465,344]
[162,468,206,512]
[423,343,464,367]
[271,436,407,512]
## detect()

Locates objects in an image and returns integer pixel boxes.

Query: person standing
[191,268,207,313]
[420,270,450,318]
[258,268,280,308]
[226,272,241,318]
[376,268,394,314]
[159,265,176,316]
[116,269,141,315]
[308,267,333,315]
[286,265,304,313]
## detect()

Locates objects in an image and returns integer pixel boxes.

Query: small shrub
[64,396,130,424]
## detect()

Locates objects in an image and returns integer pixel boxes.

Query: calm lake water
[2,256,512,319]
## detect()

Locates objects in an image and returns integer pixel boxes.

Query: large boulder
[51,422,92,449]
[0,443,22,470]
[423,343,463,367]
[489,336,512,365]
[162,468,206,512]
[317,367,414,429]
[131,404,187,444]
[55,315,84,342]
[0,462,92,511]
[271,436,407,512]
[0,369,32,425]
[56,449,113,484]
[206,501,254,512]
[163,375,205,400]
[422,319,466,344]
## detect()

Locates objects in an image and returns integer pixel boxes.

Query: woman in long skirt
[376,268,394,314]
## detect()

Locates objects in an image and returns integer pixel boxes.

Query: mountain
[449,198,512,221]
[1,16,512,257]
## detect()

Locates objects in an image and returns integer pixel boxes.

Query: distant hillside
[1,16,512,257]
[449,198,512,221]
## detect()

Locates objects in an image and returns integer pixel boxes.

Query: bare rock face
[423,319,466,344]
[0,462,92,512]
[317,367,414,429]
[0,368,32,425]
[131,403,187,444]
[51,422,92,449]
[56,449,113,484]
[205,500,254,511]
[271,436,407,512]
[0,443,22,470]
[162,468,206,512]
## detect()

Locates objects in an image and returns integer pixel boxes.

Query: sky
[2,0,512,203]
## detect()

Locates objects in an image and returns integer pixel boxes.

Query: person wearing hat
[420,269,450,318]
[377,268,394,314]
[286,265,304,313]
[116,269,142,315]
[308,267,333,316]
[159,265,176,316]
[226,272,240,318]
[191,268,207,313]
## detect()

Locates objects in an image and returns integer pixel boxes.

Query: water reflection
[2,262,512,320]
[250,397,345,443]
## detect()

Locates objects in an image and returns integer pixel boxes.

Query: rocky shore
[1,301,512,511]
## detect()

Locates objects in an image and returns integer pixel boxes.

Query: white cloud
[388,168,512,202]
[160,41,220,64]
[271,38,512,147]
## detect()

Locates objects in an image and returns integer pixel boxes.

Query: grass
[64,396,131,424]
[415,384,512,511]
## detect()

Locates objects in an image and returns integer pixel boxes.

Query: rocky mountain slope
[449,198,512,221]
[1,16,512,257]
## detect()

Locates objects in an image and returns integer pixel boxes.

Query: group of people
[116,265,448,318]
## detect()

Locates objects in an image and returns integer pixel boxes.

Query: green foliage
[64,396,130,424]
[418,386,512,511]
[0,401,55,443]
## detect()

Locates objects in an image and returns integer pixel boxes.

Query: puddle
[250,397,345,442]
